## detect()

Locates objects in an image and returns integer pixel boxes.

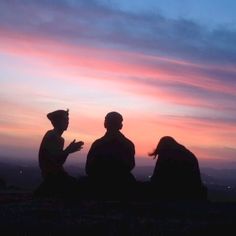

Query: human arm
[85,142,97,175]
[126,143,135,171]
[118,141,135,172]
[61,140,84,163]
[41,133,83,166]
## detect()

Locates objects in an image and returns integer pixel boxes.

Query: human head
[104,111,123,131]
[47,109,69,131]
[149,136,181,158]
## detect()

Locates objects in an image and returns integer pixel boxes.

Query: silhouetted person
[85,111,136,200]
[149,136,207,201]
[34,109,84,198]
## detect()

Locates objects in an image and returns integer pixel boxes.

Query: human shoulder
[117,133,135,155]
[120,133,135,146]
[42,130,64,142]
[179,147,198,165]
[90,137,105,148]
[188,150,199,163]
[43,130,55,139]
[44,130,55,137]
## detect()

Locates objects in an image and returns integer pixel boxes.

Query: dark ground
[1,190,236,235]
[1,161,236,235]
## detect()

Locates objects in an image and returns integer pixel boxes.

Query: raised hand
[66,140,84,154]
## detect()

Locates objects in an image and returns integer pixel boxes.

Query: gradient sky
[0,0,236,169]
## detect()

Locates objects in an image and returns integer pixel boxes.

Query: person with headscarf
[35,109,84,198]
[149,136,207,201]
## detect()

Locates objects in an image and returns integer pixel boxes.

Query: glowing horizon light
[0,1,236,168]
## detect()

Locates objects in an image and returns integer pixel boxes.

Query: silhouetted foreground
[85,112,136,201]
[149,136,207,201]
[36,109,84,199]
[1,110,217,234]
[36,111,207,202]
[0,190,236,235]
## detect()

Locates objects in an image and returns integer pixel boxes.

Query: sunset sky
[0,0,236,169]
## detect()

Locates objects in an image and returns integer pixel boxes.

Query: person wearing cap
[35,109,84,198]
[85,111,136,199]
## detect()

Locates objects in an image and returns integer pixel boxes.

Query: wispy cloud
[0,0,236,165]
[1,28,235,113]
[1,0,235,65]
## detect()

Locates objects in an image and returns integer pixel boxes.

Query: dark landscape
[1,158,236,235]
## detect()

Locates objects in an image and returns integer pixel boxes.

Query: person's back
[39,129,66,178]
[86,131,135,180]
[85,112,136,199]
[150,136,207,201]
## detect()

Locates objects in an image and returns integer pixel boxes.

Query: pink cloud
[1,27,235,110]
[1,28,236,163]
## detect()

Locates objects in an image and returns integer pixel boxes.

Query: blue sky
[0,0,236,168]
[102,0,236,27]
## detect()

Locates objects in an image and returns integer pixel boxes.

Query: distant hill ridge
[1,160,236,201]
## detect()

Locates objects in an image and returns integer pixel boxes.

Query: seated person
[149,136,207,201]
[34,109,84,198]
[85,111,136,199]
